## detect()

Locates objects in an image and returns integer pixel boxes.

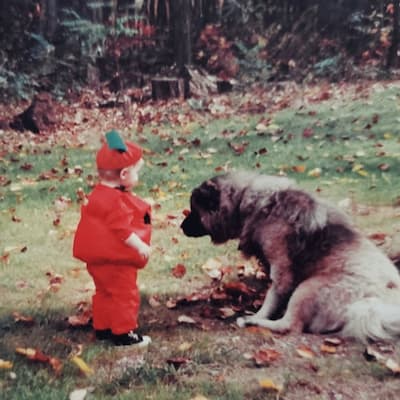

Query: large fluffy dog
[181,171,400,343]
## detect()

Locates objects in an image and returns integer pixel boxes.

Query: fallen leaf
[201,257,225,279]
[320,344,337,354]
[296,346,315,359]
[292,165,306,173]
[308,168,322,177]
[16,347,49,362]
[166,298,177,308]
[68,313,91,327]
[12,311,35,325]
[166,357,190,369]
[252,348,281,366]
[218,307,236,319]
[189,395,209,400]
[259,378,283,392]
[172,263,186,278]
[178,342,192,352]
[0,359,13,369]
[245,326,272,337]
[323,337,342,346]
[302,127,314,138]
[148,295,161,308]
[69,388,88,400]
[378,163,390,171]
[71,355,93,376]
[177,315,197,324]
[49,357,63,374]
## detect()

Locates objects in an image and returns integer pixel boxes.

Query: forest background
[1,0,400,103]
[2,1,400,400]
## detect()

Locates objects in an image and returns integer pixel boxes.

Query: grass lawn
[1,81,400,399]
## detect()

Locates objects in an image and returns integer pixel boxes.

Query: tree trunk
[171,0,192,76]
[387,1,399,69]
[47,0,57,39]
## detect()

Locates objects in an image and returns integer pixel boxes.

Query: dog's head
[180,175,243,244]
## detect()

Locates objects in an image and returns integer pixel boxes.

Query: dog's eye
[195,184,220,211]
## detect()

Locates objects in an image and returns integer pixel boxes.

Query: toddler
[73,130,152,346]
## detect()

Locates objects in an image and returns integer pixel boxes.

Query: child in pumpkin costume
[73,131,151,346]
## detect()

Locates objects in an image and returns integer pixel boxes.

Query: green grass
[1,83,400,399]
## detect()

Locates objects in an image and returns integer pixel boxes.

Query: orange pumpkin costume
[73,133,151,335]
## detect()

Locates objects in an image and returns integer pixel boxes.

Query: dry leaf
[189,395,209,400]
[259,378,283,392]
[308,168,322,178]
[252,348,281,366]
[16,347,49,362]
[172,263,186,278]
[166,357,190,369]
[12,311,35,325]
[178,342,192,352]
[320,344,337,354]
[245,326,272,337]
[148,295,161,308]
[69,388,88,400]
[201,257,224,279]
[296,346,315,359]
[0,359,13,369]
[177,315,197,324]
[323,337,342,346]
[68,314,91,327]
[71,355,93,376]
[218,307,236,319]
[166,298,177,308]
[49,357,63,374]
[292,165,306,173]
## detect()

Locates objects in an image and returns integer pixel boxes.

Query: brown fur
[181,171,400,342]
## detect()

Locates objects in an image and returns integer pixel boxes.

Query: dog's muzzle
[180,211,209,237]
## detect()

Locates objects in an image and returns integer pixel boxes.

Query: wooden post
[387,1,399,68]
[171,0,192,76]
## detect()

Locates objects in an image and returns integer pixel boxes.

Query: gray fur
[181,171,400,343]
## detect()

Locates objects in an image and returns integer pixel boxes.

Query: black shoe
[95,329,112,340]
[112,331,152,347]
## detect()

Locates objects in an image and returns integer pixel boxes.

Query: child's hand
[125,233,151,259]
[137,242,151,259]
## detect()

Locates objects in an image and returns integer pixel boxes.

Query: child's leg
[105,265,140,335]
[87,264,113,331]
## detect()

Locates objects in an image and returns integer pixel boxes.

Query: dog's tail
[343,297,400,343]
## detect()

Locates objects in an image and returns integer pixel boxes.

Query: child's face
[120,159,144,189]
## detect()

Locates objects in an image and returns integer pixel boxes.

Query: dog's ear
[193,179,220,211]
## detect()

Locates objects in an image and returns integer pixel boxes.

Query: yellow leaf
[15,347,36,357]
[259,378,283,392]
[190,395,209,400]
[178,342,192,352]
[383,132,393,139]
[352,164,369,176]
[308,168,322,178]
[0,359,13,369]
[71,355,93,376]
[320,344,337,354]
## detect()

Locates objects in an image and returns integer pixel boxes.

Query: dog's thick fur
[181,171,400,343]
